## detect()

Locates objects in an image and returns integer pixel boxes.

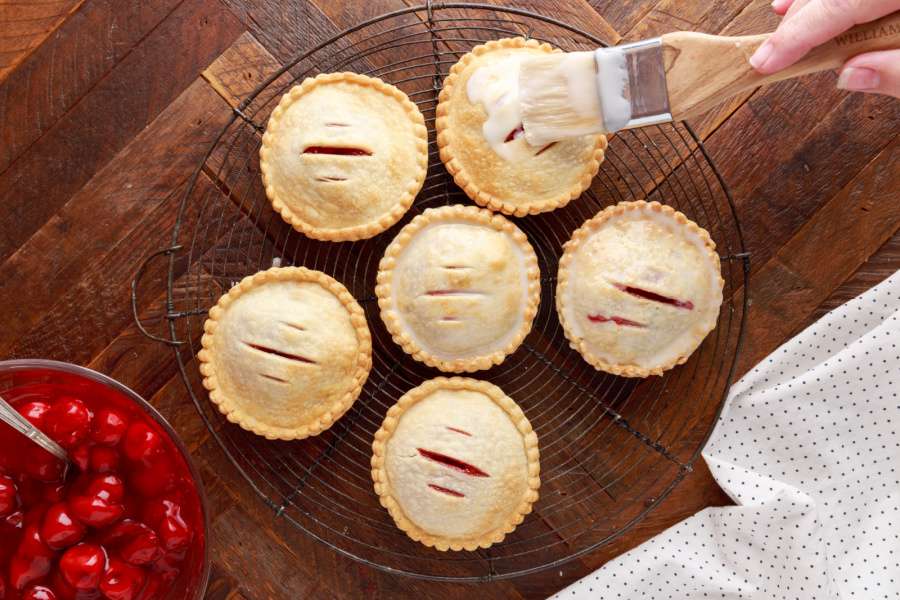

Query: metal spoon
[0,392,69,464]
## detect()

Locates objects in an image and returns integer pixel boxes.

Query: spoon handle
[0,393,69,463]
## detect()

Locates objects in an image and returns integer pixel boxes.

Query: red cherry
[97,519,145,547]
[16,401,51,429]
[0,576,5,600]
[122,424,162,465]
[22,450,65,483]
[14,480,42,508]
[17,523,53,557]
[4,509,24,529]
[89,447,120,474]
[8,553,51,591]
[22,504,50,530]
[68,495,124,528]
[99,558,145,600]
[70,444,91,472]
[86,475,125,504]
[9,525,52,589]
[42,483,66,504]
[143,500,191,552]
[59,543,106,590]
[0,475,17,516]
[151,550,184,584]
[91,409,128,446]
[49,570,77,600]
[21,585,57,600]
[44,397,92,449]
[41,502,86,550]
[128,455,174,498]
[118,527,161,567]
[134,573,161,600]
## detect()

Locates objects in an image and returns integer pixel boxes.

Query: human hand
[749,0,900,98]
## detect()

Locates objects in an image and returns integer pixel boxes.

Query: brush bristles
[520,51,606,146]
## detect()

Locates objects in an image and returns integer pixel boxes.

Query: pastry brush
[519,12,900,145]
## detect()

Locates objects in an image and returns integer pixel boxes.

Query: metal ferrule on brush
[598,38,672,131]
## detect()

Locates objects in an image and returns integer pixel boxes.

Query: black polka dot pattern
[552,272,899,598]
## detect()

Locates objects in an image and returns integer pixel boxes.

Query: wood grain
[0,0,84,82]
[0,78,233,356]
[0,0,241,267]
[0,0,183,172]
[736,137,900,375]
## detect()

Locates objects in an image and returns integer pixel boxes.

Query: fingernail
[771,0,790,12]
[837,67,880,91]
[749,40,773,71]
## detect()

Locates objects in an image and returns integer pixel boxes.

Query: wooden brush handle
[662,12,900,120]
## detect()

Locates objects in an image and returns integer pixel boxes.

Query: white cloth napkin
[551,270,900,599]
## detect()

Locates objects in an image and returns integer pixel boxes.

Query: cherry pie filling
[587,285,695,328]
[0,378,204,600]
[503,123,555,156]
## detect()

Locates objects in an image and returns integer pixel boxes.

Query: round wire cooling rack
[132,2,750,582]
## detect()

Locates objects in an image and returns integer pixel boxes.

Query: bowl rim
[0,358,211,599]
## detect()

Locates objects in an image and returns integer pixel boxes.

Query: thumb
[837,49,900,99]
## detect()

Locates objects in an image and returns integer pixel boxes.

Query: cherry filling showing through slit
[616,284,694,310]
[502,124,555,155]
[302,146,371,156]
[417,448,489,477]
[504,124,525,143]
[425,289,483,296]
[445,426,471,436]
[588,314,645,328]
[428,484,465,498]
[245,342,317,364]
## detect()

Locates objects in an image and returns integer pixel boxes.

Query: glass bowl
[0,359,209,600]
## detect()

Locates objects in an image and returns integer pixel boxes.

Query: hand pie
[260,72,428,241]
[376,205,540,372]
[198,267,372,440]
[372,377,540,551]
[436,37,607,216]
[557,201,724,377]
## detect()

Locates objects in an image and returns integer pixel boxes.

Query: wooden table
[1,0,897,598]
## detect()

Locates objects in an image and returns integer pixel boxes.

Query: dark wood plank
[0,0,242,264]
[0,77,234,356]
[735,137,900,375]
[586,0,657,35]
[219,0,344,65]
[0,0,184,172]
[624,0,754,40]
[804,231,900,327]
[0,0,84,82]
[706,82,899,275]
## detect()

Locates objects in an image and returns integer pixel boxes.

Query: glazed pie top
[198,267,372,440]
[372,377,540,551]
[260,72,428,241]
[557,201,723,377]
[436,37,607,216]
[376,205,540,372]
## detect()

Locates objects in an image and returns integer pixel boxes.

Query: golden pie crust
[260,72,428,241]
[376,204,540,373]
[436,37,607,216]
[198,267,372,440]
[371,377,540,551]
[557,201,724,377]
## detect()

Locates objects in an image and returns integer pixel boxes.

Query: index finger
[751,0,899,74]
